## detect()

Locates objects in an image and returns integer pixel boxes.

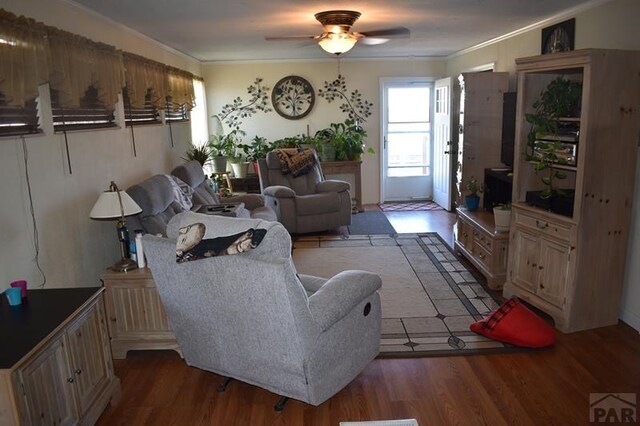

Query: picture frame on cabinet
[541,18,575,55]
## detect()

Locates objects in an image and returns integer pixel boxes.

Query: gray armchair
[126,174,185,236]
[143,212,382,407]
[171,160,277,222]
[257,151,352,233]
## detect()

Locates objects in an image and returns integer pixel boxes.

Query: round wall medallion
[271,75,315,120]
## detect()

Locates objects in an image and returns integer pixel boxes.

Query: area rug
[378,200,444,212]
[348,211,396,235]
[293,233,513,357]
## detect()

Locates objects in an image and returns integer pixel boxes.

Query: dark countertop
[0,287,100,369]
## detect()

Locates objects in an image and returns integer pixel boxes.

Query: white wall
[202,59,447,204]
[446,0,640,330]
[0,0,201,289]
[447,0,640,86]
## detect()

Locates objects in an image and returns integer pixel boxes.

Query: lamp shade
[319,33,357,55]
[90,190,142,219]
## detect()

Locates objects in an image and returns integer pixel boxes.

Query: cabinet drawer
[456,218,472,249]
[474,231,493,253]
[472,240,491,270]
[514,210,573,242]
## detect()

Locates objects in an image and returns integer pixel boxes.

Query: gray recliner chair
[171,160,277,222]
[257,151,352,233]
[143,212,382,407]
[126,174,185,236]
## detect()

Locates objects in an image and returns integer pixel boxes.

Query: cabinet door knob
[75,368,82,375]
[67,377,75,383]
[535,220,549,229]
[539,283,545,289]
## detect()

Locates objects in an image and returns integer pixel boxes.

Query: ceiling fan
[265,10,410,55]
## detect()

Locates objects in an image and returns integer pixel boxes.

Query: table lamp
[90,181,142,272]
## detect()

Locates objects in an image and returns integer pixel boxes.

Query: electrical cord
[21,136,47,288]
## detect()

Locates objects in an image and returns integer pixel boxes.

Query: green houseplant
[244,136,271,175]
[315,119,374,162]
[525,76,582,212]
[182,143,212,167]
[244,136,271,162]
[464,177,482,211]
[207,133,234,173]
[224,129,250,178]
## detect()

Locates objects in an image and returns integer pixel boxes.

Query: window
[386,86,432,177]
[0,92,41,137]
[190,79,209,145]
[123,88,160,126]
[51,85,116,132]
[165,97,190,123]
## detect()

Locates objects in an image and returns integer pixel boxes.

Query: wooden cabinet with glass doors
[504,49,640,332]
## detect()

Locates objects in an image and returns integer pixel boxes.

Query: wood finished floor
[97,208,640,426]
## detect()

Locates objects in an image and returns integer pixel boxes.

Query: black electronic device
[483,168,513,211]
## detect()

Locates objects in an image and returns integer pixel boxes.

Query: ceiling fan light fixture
[318,32,357,55]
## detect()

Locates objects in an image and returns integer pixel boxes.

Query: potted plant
[182,143,211,167]
[207,134,233,173]
[493,203,512,232]
[315,119,374,162]
[245,135,271,174]
[225,129,250,178]
[524,76,582,216]
[464,177,482,211]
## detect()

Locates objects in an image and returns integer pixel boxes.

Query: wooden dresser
[454,208,509,290]
[101,268,180,359]
[0,288,120,426]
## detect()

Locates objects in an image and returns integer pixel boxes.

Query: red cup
[10,280,27,298]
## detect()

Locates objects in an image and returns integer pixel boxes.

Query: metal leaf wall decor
[318,74,373,123]
[218,77,272,129]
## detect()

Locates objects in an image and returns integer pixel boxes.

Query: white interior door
[433,77,452,210]
[381,79,433,202]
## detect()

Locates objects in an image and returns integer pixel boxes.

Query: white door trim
[379,76,436,203]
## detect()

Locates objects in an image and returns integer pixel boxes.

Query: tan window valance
[0,10,49,107]
[0,8,200,111]
[123,52,167,108]
[48,28,124,110]
[166,66,196,111]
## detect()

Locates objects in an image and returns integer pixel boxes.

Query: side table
[101,268,180,359]
[211,171,234,193]
[321,160,363,212]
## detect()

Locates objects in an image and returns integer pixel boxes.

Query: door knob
[444,151,450,154]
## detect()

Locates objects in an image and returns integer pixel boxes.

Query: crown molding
[63,0,201,65]
[202,55,446,65]
[447,0,615,60]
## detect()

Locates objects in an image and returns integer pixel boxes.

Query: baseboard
[620,310,640,332]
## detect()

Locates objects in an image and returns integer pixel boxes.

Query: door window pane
[388,87,430,122]
[386,86,431,177]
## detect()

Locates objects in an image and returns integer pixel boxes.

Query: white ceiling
[70,0,593,62]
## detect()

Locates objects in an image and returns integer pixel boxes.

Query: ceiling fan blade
[265,35,319,41]
[359,37,390,46]
[358,27,410,38]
